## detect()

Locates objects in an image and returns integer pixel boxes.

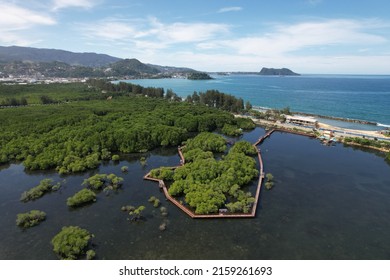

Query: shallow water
[0,127,389,259]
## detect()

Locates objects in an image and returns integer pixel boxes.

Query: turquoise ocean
[125,74,390,130]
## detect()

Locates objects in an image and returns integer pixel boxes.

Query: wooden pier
[144,128,313,219]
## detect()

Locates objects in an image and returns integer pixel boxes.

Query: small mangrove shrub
[148,196,161,208]
[86,249,96,260]
[140,156,147,167]
[121,166,129,173]
[265,173,275,190]
[67,189,96,207]
[16,210,46,228]
[160,206,168,217]
[82,173,123,190]
[121,205,136,212]
[51,226,93,260]
[129,205,146,221]
[20,178,62,202]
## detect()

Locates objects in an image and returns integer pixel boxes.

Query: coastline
[237,116,390,153]
[292,111,378,126]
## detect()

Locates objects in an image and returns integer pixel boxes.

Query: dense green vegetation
[51,226,93,260]
[0,82,96,104]
[0,82,255,176]
[183,132,227,153]
[185,89,247,113]
[235,117,256,130]
[344,136,390,150]
[0,94,236,174]
[222,124,242,136]
[151,133,259,214]
[229,141,258,156]
[16,210,46,228]
[249,107,291,122]
[67,189,97,207]
[20,179,61,202]
[149,167,174,181]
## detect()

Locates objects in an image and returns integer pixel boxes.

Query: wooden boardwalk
[144,128,313,219]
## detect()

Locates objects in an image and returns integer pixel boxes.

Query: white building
[285,115,318,127]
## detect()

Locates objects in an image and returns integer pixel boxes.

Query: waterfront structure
[285,115,318,127]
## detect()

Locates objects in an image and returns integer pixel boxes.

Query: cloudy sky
[1,0,390,74]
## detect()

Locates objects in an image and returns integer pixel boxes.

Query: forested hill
[259,67,300,76]
[0,46,121,67]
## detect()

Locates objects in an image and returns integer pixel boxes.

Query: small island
[259,67,300,76]
[187,72,213,80]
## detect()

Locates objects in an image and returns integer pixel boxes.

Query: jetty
[144,128,314,219]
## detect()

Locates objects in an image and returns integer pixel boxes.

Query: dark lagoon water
[0,127,389,260]
[126,74,390,128]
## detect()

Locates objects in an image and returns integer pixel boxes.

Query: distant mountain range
[0,46,121,67]
[0,46,299,79]
[0,46,196,79]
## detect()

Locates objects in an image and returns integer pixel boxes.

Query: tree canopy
[151,134,259,215]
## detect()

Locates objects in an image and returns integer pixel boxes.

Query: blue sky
[1,0,390,74]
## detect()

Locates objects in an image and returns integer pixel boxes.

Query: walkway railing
[144,128,313,218]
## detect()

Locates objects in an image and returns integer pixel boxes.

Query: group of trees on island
[20,179,62,202]
[150,133,259,215]
[51,226,95,260]
[16,210,46,228]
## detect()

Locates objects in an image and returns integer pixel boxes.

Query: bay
[125,74,390,128]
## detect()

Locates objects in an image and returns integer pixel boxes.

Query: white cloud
[83,21,137,40]
[218,6,243,13]
[82,17,229,46]
[52,0,97,10]
[0,3,55,30]
[0,2,56,45]
[155,22,229,43]
[224,19,387,56]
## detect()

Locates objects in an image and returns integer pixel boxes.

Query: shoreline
[240,116,390,151]
[252,106,385,127]
[293,111,378,126]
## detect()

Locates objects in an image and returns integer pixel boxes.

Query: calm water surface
[0,127,389,259]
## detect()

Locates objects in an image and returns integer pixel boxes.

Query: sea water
[125,74,390,129]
